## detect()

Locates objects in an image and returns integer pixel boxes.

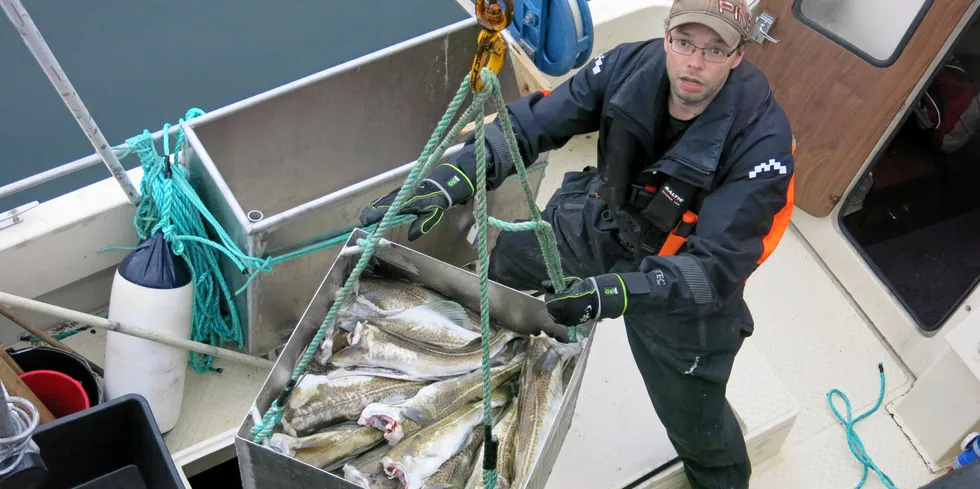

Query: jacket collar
[608,40,742,186]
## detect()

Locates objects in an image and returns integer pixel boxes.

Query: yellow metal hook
[470,0,513,92]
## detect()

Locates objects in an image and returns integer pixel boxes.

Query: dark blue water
[0,0,468,212]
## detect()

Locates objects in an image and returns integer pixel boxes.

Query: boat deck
[537,134,942,488]
[18,133,945,488]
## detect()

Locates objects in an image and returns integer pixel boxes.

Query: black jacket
[469,39,795,338]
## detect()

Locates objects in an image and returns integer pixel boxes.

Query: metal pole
[1,0,140,205]
[0,291,276,371]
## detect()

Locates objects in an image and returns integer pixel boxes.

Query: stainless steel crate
[235,228,595,489]
[179,17,544,355]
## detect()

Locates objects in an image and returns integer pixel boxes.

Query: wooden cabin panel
[747,0,977,217]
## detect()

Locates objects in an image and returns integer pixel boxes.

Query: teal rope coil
[120,110,244,373]
[108,109,418,373]
[827,363,897,489]
[249,70,573,489]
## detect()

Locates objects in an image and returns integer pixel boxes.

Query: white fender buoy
[105,230,193,433]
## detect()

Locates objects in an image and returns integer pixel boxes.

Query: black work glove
[544,274,628,326]
[359,161,476,241]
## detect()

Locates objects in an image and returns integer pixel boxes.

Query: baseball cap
[666,0,754,47]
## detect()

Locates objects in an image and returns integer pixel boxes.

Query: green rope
[119,110,245,373]
[105,107,434,373]
[249,72,573,488]
[827,363,897,489]
[471,69,571,489]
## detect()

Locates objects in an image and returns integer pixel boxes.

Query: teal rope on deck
[249,70,575,489]
[827,363,897,489]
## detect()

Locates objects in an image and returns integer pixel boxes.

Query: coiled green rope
[827,363,897,489]
[109,110,417,372]
[250,69,573,489]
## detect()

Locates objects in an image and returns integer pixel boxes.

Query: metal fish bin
[235,228,595,489]
[179,17,544,356]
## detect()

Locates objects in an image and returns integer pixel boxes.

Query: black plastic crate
[28,393,182,489]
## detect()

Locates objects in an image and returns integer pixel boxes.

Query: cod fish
[510,333,581,489]
[463,401,521,489]
[341,278,449,317]
[329,322,518,380]
[315,319,359,365]
[421,427,484,489]
[268,422,383,471]
[344,420,426,489]
[341,301,480,350]
[382,387,512,489]
[342,277,481,331]
[344,438,401,489]
[280,373,428,436]
[359,356,523,444]
[326,366,441,383]
[328,333,524,383]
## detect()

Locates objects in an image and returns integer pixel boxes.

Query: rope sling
[249,68,576,489]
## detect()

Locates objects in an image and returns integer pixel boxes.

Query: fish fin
[409,301,472,330]
[336,281,360,310]
[533,348,561,375]
[408,434,424,458]
[401,406,432,426]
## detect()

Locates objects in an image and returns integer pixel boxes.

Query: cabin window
[840,13,980,332]
[793,0,934,66]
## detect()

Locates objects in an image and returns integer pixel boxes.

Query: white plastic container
[105,268,193,433]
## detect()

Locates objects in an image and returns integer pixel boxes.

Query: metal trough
[179,17,544,356]
[235,228,595,489]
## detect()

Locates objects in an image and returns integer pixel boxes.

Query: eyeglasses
[667,35,738,63]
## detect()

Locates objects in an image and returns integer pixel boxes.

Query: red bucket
[20,369,91,418]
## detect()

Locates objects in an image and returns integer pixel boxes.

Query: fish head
[329,322,377,367]
[382,444,424,489]
[327,344,369,368]
[360,403,407,445]
[267,433,298,457]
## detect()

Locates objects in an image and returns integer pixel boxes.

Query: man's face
[663,23,744,108]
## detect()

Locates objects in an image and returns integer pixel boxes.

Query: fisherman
[360,0,794,487]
